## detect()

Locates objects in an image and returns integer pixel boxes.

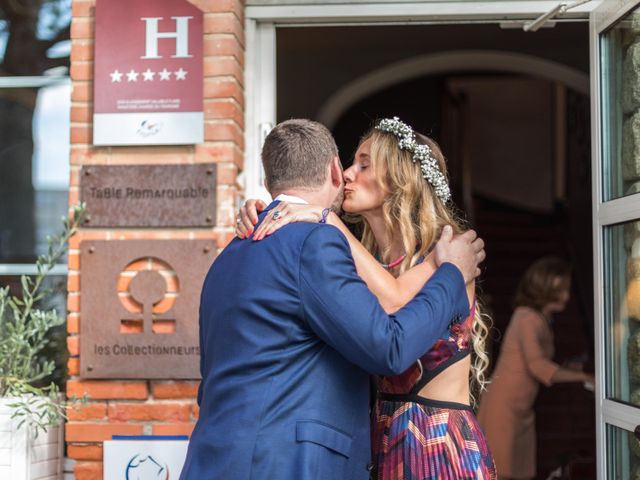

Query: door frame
[245,2,630,478]
[590,0,640,478]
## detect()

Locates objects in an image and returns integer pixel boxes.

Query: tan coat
[477,307,559,479]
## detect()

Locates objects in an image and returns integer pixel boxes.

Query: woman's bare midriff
[417,354,471,405]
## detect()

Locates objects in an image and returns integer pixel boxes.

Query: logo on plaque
[81,240,214,379]
[126,453,170,479]
[119,258,178,335]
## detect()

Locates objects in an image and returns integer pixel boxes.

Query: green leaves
[0,203,86,435]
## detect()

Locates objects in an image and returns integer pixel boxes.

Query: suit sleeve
[299,225,469,376]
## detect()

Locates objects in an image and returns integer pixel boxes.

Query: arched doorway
[275,22,595,478]
[317,50,589,129]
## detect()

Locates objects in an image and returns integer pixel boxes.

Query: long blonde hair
[356,128,491,402]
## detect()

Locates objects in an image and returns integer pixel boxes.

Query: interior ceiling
[277,23,589,121]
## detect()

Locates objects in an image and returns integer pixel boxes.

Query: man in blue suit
[180,119,484,479]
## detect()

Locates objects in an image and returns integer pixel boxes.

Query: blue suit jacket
[180,202,469,480]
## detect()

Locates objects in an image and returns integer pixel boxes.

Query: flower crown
[375,117,451,202]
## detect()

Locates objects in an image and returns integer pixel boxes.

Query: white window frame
[590,0,640,478]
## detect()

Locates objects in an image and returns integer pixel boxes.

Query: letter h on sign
[141,16,193,59]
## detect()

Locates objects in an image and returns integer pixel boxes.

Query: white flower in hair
[375,117,451,201]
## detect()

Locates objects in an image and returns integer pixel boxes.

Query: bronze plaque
[80,239,216,379]
[80,164,216,227]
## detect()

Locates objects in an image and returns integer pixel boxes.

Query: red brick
[71,18,94,40]
[163,272,179,293]
[67,380,149,400]
[204,14,244,46]
[205,35,244,65]
[67,314,80,333]
[69,167,80,186]
[205,122,244,148]
[67,335,80,356]
[204,78,243,106]
[67,357,80,376]
[192,403,200,419]
[108,146,194,165]
[68,230,110,249]
[67,293,80,312]
[68,444,103,461]
[195,142,243,169]
[216,163,239,185]
[67,273,80,291]
[71,105,92,123]
[66,423,144,442]
[69,189,80,210]
[70,147,110,165]
[216,185,238,205]
[71,126,92,144]
[152,381,200,399]
[67,402,107,421]
[71,82,93,102]
[204,57,243,84]
[152,422,195,437]
[204,99,243,127]
[68,252,80,270]
[193,0,244,21]
[108,403,191,422]
[71,42,94,62]
[71,62,94,82]
[75,461,103,480]
[72,1,95,18]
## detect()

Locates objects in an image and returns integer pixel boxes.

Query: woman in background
[477,256,594,480]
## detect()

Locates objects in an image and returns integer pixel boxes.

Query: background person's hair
[261,119,339,194]
[354,126,491,403]
[514,256,572,311]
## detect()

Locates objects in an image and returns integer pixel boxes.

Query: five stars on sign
[142,69,155,81]
[109,68,189,83]
[110,70,123,83]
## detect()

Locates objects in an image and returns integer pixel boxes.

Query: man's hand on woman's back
[434,226,486,284]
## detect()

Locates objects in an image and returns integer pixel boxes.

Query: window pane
[606,423,637,479]
[601,6,640,201]
[0,81,70,263]
[604,220,640,404]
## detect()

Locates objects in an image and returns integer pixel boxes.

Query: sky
[33,81,71,190]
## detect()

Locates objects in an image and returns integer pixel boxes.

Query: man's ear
[330,156,343,187]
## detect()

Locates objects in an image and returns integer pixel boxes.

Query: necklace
[379,253,406,269]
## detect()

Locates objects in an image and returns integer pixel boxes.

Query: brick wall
[66,1,244,478]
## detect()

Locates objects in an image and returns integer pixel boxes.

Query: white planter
[0,398,63,480]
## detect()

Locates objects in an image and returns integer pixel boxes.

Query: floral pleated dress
[372,303,496,480]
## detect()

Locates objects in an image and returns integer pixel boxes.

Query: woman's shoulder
[512,306,549,331]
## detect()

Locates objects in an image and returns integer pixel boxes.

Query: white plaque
[104,437,189,479]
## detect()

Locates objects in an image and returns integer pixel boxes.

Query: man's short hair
[262,119,338,193]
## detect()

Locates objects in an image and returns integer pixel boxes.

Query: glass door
[592,1,640,478]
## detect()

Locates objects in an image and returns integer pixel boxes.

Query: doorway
[275,21,595,479]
